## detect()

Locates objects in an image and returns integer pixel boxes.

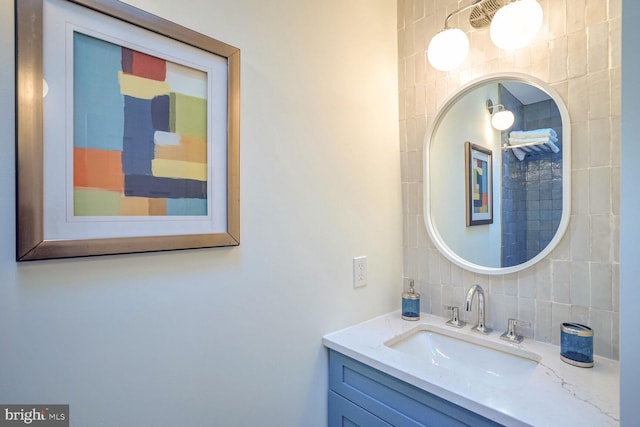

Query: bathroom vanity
[323,311,619,426]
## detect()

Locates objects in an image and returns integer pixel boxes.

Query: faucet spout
[465,284,491,335]
[464,285,478,312]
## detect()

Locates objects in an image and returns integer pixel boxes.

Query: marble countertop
[323,311,619,427]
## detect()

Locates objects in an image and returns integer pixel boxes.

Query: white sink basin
[385,324,540,388]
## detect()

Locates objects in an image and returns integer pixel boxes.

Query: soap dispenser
[402,279,420,321]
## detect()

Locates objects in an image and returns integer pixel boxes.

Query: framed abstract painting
[465,141,493,226]
[16,0,240,260]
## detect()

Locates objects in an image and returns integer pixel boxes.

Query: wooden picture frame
[16,0,240,261]
[465,141,493,226]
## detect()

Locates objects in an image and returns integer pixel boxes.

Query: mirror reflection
[426,75,569,272]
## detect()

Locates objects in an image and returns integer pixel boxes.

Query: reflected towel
[509,128,557,139]
[545,139,560,153]
[508,137,560,153]
[508,135,559,145]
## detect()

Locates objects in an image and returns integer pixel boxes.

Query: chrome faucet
[465,284,491,334]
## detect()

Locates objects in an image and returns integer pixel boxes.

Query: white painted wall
[0,1,402,426]
[430,83,502,267]
[620,0,640,424]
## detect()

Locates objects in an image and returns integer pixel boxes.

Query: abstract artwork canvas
[73,33,208,217]
[16,0,240,260]
[465,141,493,226]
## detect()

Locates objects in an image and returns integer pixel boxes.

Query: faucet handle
[500,318,531,343]
[444,305,466,328]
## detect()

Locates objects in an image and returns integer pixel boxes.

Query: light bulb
[491,110,515,131]
[490,0,543,50]
[427,28,469,71]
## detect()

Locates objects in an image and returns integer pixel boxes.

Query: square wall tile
[570,215,591,261]
[549,36,568,83]
[588,118,611,167]
[568,31,587,78]
[589,167,611,215]
[588,71,611,122]
[551,261,571,303]
[535,300,553,342]
[590,308,613,358]
[586,0,607,26]
[571,261,590,307]
[590,262,612,310]
[590,214,611,262]
[567,0,586,33]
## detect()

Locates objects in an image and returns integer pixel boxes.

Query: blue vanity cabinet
[328,350,504,427]
[329,391,392,426]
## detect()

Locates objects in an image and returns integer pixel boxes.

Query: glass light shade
[427,28,469,71]
[43,79,49,98]
[490,0,543,50]
[491,110,515,130]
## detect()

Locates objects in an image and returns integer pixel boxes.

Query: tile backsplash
[398,0,620,358]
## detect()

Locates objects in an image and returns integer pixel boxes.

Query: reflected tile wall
[501,87,528,267]
[398,0,620,358]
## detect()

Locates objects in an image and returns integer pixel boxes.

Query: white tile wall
[398,0,620,358]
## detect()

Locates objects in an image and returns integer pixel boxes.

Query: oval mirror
[424,73,571,275]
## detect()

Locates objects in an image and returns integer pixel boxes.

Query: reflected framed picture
[16,0,240,260]
[465,141,493,226]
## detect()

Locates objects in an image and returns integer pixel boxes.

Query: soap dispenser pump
[402,279,420,321]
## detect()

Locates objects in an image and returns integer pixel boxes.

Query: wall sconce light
[427,0,543,72]
[490,0,543,50]
[487,100,515,131]
[427,28,469,72]
[43,79,49,98]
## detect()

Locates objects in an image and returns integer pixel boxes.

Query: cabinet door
[329,391,392,427]
[329,350,504,427]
